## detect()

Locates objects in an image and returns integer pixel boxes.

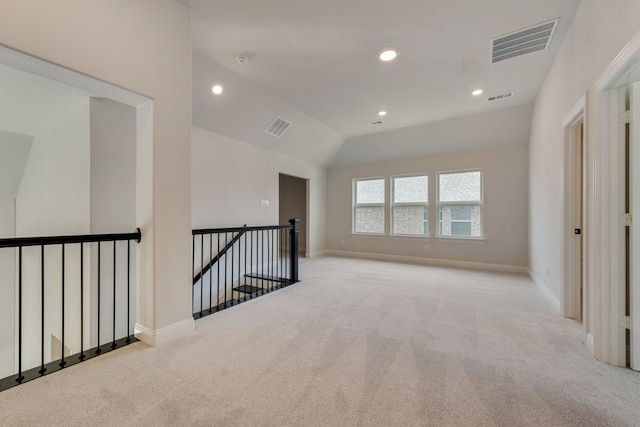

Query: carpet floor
[1,256,639,426]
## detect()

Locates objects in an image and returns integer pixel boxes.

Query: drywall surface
[331,104,533,167]
[90,98,136,234]
[528,0,640,333]
[192,126,326,255]
[0,0,192,340]
[327,144,529,267]
[15,97,90,369]
[0,199,15,378]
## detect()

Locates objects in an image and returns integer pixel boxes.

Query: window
[437,170,482,238]
[353,178,385,234]
[392,174,428,236]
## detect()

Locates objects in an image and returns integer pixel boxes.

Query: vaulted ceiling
[186,0,582,166]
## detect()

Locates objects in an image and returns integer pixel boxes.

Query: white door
[631,81,640,370]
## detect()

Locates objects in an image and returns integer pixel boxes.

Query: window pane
[394,175,428,203]
[451,222,472,236]
[439,171,481,202]
[356,179,384,204]
[393,206,428,235]
[438,205,482,237]
[355,206,384,233]
[450,205,472,220]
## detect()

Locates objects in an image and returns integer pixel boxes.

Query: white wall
[0,0,193,345]
[90,98,137,348]
[90,98,136,234]
[528,0,640,359]
[16,98,91,237]
[0,199,15,378]
[192,126,327,256]
[327,144,529,268]
[15,97,90,370]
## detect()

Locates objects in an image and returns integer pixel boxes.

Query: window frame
[390,173,429,237]
[352,177,386,235]
[436,168,484,239]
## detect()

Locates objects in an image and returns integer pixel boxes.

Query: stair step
[244,273,290,283]
[233,285,262,294]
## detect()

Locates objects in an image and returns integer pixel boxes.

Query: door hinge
[620,213,633,227]
[621,316,631,329]
[621,110,631,124]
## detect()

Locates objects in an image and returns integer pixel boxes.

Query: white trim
[586,333,595,355]
[596,31,640,90]
[134,318,194,347]
[527,269,561,313]
[561,94,587,324]
[562,94,586,127]
[322,249,527,274]
[306,250,329,258]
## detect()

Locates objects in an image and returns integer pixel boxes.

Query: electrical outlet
[424,244,429,252]
[260,200,269,207]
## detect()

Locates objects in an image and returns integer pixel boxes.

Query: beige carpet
[1,256,639,426]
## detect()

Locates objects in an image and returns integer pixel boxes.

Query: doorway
[562,96,588,340]
[279,174,308,256]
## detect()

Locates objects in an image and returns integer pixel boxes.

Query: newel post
[289,218,299,283]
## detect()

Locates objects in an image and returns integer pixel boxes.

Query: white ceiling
[186,0,581,165]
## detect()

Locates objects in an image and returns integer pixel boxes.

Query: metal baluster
[112,241,117,349]
[80,242,85,360]
[61,243,66,367]
[268,230,272,291]
[192,235,195,316]
[209,233,213,313]
[126,240,131,344]
[224,233,228,308]
[261,230,264,292]
[97,242,101,354]
[217,233,220,311]
[200,234,204,316]
[244,231,248,299]
[16,246,23,382]
[39,245,45,374]
[231,234,235,305]
[238,232,242,301]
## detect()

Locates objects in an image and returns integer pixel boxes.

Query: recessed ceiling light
[211,84,223,95]
[378,111,387,117]
[472,89,483,96]
[378,47,398,62]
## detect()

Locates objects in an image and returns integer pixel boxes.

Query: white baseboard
[527,269,561,313]
[585,333,595,355]
[321,249,528,274]
[306,250,329,258]
[135,318,194,347]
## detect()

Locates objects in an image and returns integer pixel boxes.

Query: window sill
[352,233,386,238]
[436,236,485,243]
[390,235,430,240]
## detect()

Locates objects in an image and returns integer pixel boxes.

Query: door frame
[595,30,640,367]
[562,95,588,340]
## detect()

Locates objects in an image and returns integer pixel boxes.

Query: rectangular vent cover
[492,19,559,63]
[264,116,291,137]
[488,92,514,102]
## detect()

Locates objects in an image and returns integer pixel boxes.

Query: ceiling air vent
[488,91,514,102]
[264,116,291,137]
[491,18,559,63]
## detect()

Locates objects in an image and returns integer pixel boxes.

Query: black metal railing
[192,219,299,318]
[0,229,141,393]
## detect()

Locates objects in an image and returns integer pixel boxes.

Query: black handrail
[0,228,141,248]
[193,224,291,235]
